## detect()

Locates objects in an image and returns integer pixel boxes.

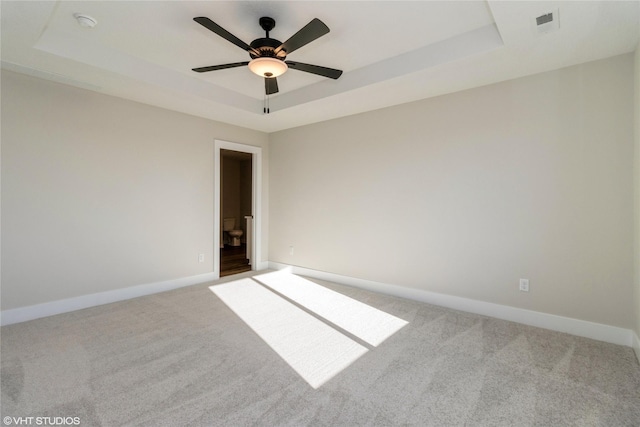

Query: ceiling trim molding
[271,24,504,113]
[33,27,261,113]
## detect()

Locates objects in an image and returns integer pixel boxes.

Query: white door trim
[214,140,263,279]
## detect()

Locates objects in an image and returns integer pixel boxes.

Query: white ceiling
[2,1,639,133]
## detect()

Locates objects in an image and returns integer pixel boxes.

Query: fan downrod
[259,17,276,35]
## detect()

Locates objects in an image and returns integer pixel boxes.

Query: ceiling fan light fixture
[248,57,288,78]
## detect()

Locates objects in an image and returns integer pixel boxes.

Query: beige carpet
[2,270,640,426]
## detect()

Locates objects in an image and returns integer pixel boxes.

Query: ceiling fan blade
[285,61,343,79]
[194,17,260,56]
[275,18,329,55]
[192,62,249,73]
[265,77,279,95]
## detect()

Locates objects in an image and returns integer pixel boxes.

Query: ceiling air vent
[536,13,553,26]
[535,8,560,34]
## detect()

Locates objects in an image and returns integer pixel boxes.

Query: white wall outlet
[519,279,529,292]
[198,253,204,263]
[289,246,294,255]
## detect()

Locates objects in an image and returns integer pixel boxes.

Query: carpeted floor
[2,270,639,426]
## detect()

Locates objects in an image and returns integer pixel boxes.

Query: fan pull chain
[263,94,270,114]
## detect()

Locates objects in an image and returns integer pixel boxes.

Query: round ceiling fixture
[73,13,97,28]
[248,57,288,78]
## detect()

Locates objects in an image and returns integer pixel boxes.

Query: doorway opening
[214,140,262,279]
[220,149,252,277]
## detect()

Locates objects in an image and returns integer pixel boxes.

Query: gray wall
[1,70,268,310]
[269,54,635,329]
[2,52,637,336]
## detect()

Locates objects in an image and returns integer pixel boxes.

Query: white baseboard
[4,262,635,353]
[254,260,270,271]
[1,272,218,326]
[633,332,640,364]
[268,262,634,348]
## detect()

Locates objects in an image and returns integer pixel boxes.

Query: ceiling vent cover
[536,13,553,26]
[535,8,560,34]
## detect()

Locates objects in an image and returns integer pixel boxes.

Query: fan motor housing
[250,38,287,59]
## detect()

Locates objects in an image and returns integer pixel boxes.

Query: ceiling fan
[192,16,343,98]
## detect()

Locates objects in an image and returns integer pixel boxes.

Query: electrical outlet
[519,279,529,292]
[289,246,294,255]
[198,253,204,263]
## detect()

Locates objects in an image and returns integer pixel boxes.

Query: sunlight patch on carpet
[254,270,408,346]
[210,278,368,389]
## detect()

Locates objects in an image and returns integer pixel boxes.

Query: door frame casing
[214,140,262,279]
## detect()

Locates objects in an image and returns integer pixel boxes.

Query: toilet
[223,218,243,246]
